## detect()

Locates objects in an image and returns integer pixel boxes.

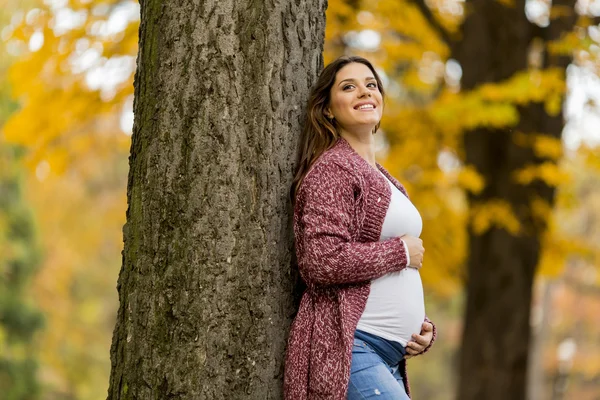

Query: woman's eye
[343,84,354,90]
[367,82,377,88]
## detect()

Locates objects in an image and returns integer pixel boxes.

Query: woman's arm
[296,162,408,286]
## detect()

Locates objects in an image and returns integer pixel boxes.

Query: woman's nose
[358,88,371,98]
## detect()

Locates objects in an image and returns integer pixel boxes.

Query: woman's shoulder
[297,142,364,200]
[306,139,365,179]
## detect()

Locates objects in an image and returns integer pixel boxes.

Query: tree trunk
[107,0,326,398]
[454,1,577,399]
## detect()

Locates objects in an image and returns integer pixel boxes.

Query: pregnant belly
[357,268,426,345]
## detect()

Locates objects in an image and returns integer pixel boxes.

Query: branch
[411,0,453,46]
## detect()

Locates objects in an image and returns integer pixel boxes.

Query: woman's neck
[340,131,378,169]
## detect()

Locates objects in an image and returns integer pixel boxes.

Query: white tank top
[356,172,426,346]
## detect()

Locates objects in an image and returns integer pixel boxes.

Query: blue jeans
[347,336,409,399]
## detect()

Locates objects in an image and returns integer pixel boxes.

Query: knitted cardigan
[284,137,436,400]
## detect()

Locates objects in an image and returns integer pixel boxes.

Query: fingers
[421,322,433,332]
[405,340,424,355]
[408,252,423,268]
[408,264,422,270]
[408,255,423,270]
[411,333,429,347]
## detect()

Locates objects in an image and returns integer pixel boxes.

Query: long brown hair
[290,56,385,203]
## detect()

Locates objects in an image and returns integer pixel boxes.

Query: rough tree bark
[107,0,326,398]
[452,1,577,399]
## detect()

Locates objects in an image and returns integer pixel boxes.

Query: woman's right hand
[401,235,424,269]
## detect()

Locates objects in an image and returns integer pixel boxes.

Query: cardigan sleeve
[295,162,408,286]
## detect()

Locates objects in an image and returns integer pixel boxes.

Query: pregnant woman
[284,56,436,400]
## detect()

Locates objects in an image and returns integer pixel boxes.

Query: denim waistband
[354,329,406,367]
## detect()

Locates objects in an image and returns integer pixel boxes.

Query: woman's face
[326,62,383,134]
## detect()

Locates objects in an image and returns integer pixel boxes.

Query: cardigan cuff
[400,239,410,267]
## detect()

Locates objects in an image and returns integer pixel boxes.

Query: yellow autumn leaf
[470,199,522,235]
[457,165,485,194]
[513,162,570,186]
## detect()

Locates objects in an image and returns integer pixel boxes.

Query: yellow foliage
[422,68,566,134]
[432,90,520,130]
[513,162,570,186]
[470,200,522,235]
[3,8,133,173]
[530,196,553,222]
[456,165,485,194]
[537,232,593,277]
[513,132,563,160]
[477,68,566,107]
[26,160,127,399]
[537,155,600,279]
[533,135,563,159]
[548,31,580,57]
[324,0,362,61]
[420,0,464,34]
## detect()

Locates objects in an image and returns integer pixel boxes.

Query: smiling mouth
[355,104,376,110]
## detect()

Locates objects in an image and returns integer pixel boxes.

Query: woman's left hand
[404,321,434,359]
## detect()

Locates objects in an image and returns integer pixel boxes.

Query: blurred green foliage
[0,122,44,400]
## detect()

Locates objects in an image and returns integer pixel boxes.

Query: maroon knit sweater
[284,138,436,400]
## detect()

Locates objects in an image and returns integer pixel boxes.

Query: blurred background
[0,0,598,399]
